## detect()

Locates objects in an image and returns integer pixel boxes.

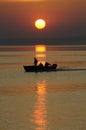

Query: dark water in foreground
[0,45,86,130]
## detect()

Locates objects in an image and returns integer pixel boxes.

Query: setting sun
[35,19,46,29]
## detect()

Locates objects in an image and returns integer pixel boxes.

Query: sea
[0,45,86,130]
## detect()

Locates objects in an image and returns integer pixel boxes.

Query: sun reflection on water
[32,80,48,130]
[35,45,46,53]
[35,45,46,65]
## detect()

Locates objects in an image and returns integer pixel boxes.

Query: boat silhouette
[23,63,57,72]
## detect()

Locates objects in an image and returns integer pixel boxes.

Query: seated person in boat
[45,62,51,67]
[38,62,43,69]
[34,57,38,66]
[39,62,43,67]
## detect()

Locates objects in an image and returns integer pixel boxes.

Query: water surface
[0,45,86,130]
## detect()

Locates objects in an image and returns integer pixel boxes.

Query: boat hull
[23,64,57,72]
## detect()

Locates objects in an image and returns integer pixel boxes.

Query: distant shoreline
[0,45,86,51]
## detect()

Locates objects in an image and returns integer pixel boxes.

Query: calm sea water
[0,45,86,130]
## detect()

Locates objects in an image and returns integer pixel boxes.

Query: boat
[23,63,57,72]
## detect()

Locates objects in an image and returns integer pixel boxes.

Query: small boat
[23,64,57,72]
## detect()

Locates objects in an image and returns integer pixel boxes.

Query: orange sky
[0,0,86,45]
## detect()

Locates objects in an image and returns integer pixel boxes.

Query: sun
[35,19,46,29]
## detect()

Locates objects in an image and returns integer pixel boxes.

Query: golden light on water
[36,81,47,95]
[35,45,46,53]
[35,45,46,65]
[32,81,48,130]
[36,54,46,58]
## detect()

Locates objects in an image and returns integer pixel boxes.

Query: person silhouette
[45,62,51,67]
[34,57,38,66]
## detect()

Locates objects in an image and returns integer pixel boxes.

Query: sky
[0,0,86,45]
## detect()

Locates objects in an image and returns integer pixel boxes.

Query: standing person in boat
[34,57,38,66]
